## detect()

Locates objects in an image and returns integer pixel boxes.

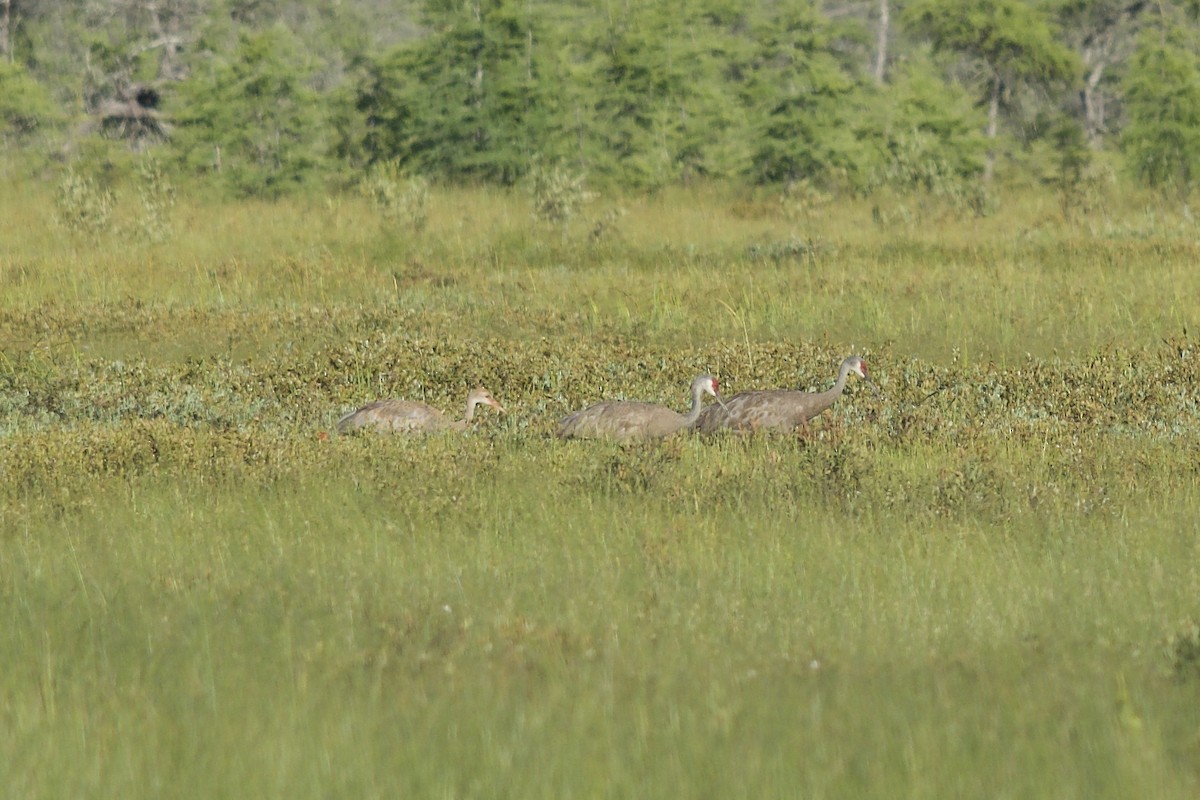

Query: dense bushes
[7,0,1199,198]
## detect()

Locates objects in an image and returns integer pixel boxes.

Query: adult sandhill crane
[556,374,722,441]
[692,356,876,435]
[337,386,505,434]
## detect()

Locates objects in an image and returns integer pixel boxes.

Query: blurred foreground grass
[4,436,1200,798]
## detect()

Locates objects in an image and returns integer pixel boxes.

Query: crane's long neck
[681,384,708,426]
[831,361,852,396]
[806,362,852,418]
[463,398,480,424]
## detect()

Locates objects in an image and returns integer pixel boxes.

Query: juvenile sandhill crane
[692,356,876,435]
[337,386,505,434]
[556,374,722,441]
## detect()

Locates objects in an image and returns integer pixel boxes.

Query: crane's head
[694,374,728,409]
[846,357,881,396]
[467,386,506,414]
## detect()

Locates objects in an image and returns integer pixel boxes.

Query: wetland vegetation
[3,183,1200,797]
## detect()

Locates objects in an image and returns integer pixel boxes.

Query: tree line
[1,0,1198,199]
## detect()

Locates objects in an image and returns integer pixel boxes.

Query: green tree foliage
[1050,0,1151,145]
[905,0,1079,89]
[170,25,325,197]
[744,3,867,187]
[571,0,756,188]
[13,0,1190,197]
[344,0,565,184]
[0,61,58,144]
[865,58,988,194]
[1046,115,1094,217]
[1121,21,1200,194]
[904,0,1080,181]
[0,60,61,177]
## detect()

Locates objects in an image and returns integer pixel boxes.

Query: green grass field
[3,183,1200,797]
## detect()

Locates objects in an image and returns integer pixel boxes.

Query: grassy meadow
[2,181,1200,798]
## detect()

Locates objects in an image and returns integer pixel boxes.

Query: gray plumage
[337,386,505,434]
[557,374,721,441]
[692,356,875,435]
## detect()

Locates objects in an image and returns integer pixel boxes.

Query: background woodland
[1,0,1198,203]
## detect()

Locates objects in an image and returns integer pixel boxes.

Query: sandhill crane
[337,386,505,434]
[692,356,876,435]
[556,374,722,441]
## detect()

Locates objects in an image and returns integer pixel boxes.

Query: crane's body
[337,386,505,434]
[557,374,721,441]
[693,356,874,435]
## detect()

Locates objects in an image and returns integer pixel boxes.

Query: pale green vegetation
[6,182,1200,362]
[3,183,1200,798]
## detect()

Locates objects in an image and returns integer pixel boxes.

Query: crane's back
[337,399,446,434]
[693,389,830,434]
[557,401,686,441]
